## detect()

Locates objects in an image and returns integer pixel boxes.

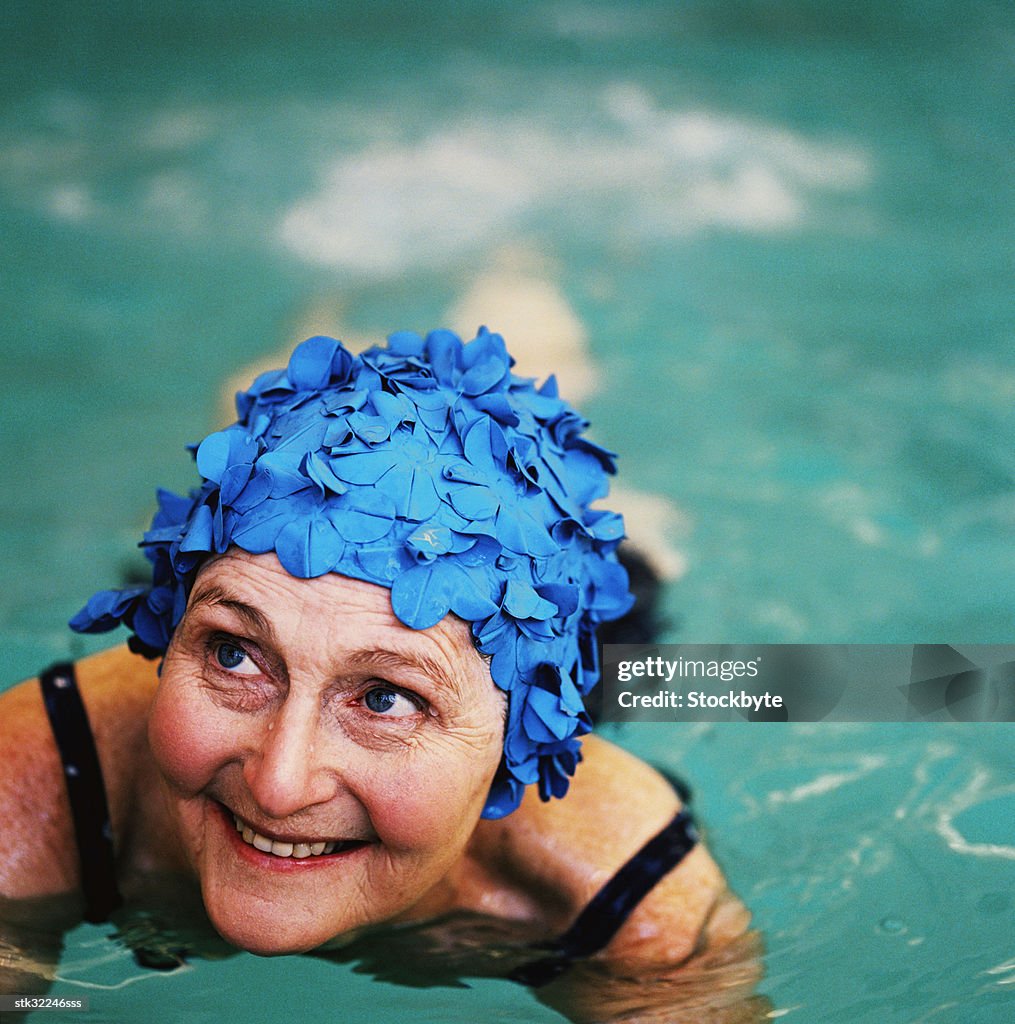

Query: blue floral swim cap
[71,329,633,818]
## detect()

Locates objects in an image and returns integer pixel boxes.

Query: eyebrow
[343,647,466,702]
[186,583,279,647]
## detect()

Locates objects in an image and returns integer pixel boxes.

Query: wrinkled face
[148,550,506,955]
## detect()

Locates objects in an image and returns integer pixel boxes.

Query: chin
[203,895,339,956]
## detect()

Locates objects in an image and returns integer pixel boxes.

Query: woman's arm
[0,677,84,1006]
[0,648,159,905]
[0,676,81,902]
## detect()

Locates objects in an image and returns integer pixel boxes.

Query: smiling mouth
[228,810,368,860]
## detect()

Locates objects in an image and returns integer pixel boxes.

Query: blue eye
[214,641,256,675]
[363,686,419,718]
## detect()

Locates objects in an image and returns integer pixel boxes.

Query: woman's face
[148,549,506,955]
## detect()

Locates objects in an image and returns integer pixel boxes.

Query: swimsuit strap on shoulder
[510,808,699,986]
[40,662,122,923]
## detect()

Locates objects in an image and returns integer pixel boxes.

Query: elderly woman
[0,331,753,1013]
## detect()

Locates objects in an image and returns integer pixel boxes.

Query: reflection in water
[315,896,770,1023]
[536,933,769,1024]
[2,893,768,1023]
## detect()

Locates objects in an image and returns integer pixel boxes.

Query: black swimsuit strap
[40,662,122,923]
[510,808,699,986]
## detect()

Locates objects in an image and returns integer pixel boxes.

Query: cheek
[148,676,231,796]
[364,723,504,852]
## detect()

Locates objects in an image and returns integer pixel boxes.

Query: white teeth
[232,813,342,858]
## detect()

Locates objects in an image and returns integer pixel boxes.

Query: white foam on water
[604,85,867,188]
[767,754,886,806]
[56,968,189,991]
[982,957,1015,978]
[935,772,1015,861]
[891,740,959,824]
[47,183,94,222]
[140,108,215,152]
[546,2,665,41]
[278,83,870,274]
[279,130,536,274]
[7,82,868,269]
[751,601,808,639]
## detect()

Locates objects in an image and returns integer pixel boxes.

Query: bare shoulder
[472,735,749,968]
[0,646,158,901]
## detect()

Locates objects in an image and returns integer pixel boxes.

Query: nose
[242,694,339,820]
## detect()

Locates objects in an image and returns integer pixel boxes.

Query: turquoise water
[2,2,1013,1020]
